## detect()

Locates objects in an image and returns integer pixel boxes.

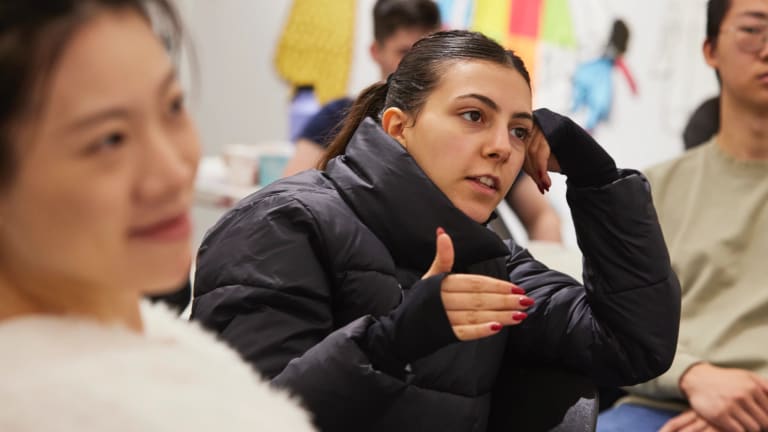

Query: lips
[129,213,191,242]
[467,175,499,190]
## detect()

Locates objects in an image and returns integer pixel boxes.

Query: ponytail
[318,81,389,170]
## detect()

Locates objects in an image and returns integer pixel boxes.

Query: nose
[483,124,512,163]
[134,125,198,206]
[758,31,768,59]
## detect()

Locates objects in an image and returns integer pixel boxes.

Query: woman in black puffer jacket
[192,30,680,432]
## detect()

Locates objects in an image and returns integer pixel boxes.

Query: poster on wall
[436,0,638,132]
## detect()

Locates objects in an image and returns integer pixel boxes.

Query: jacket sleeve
[191,194,452,431]
[504,170,681,387]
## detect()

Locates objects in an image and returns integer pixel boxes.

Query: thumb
[422,227,454,279]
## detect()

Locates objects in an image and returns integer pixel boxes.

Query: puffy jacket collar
[324,117,509,273]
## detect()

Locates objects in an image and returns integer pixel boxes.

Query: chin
[460,205,495,224]
[131,250,192,295]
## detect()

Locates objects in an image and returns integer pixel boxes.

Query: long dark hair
[319,30,531,169]
[0,0,182,189]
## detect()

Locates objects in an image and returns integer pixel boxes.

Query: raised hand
[422,228,532,341]
[521,123,559,194]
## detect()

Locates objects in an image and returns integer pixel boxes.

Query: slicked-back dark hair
[320,30,531,169]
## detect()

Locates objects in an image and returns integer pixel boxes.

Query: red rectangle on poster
[509,0,543,38]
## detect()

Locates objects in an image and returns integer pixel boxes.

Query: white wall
[179,0,720,247]
[176,1,293,155]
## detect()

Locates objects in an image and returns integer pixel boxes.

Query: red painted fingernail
[436,227,445,236]
[513,312,528,321]
[519,297,535,307]
[511,287,526,295]
[490,323,503,332]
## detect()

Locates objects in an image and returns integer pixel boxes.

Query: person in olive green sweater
[598,1,768,431]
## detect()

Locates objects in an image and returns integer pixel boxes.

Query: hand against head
[522,124,560,194]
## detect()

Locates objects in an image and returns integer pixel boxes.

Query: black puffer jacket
[192,117,680,432]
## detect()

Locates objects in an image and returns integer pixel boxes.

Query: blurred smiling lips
[129,212,191,242]
[759,72,768,85]
[467,174,500,196]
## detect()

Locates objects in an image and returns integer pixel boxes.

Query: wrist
[679,362,710,397]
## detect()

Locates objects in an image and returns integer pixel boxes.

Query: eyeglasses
[722,25,768,54]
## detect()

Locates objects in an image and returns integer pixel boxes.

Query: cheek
[2,167,131,278]
[178,119,202,167]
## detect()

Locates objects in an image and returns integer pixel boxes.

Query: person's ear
[703,38,718,69]
[381,107,410,148]
[370,41,381,65]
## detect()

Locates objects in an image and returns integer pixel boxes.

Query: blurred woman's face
[388,60,532,223]
[0,9,200,295]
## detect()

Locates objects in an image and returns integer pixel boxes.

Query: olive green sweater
[621,137,768,411]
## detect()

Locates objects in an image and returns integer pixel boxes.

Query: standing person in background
[598,1,768,431]
[282,0,562,242]
[193,30,680,432]
[0,1,313,430]
[282,0,440,175]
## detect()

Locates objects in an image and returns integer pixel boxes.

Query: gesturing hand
[680,363,768,432]
[422,228,532,341]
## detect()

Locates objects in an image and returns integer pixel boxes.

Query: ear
[703,38,718,69]
[370,41,381,64]
[381,107,410,148]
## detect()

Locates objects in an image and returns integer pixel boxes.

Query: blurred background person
[0,1,313,430]
[598,1,768,431]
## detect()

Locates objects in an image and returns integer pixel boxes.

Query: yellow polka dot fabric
[274,0,356,104]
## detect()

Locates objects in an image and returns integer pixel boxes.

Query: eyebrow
[65,68,178,132]
[455,93,533,121]
[737,11,768,20]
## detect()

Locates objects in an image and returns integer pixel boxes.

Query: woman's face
[392,60,532,223]
[0,10,199,295]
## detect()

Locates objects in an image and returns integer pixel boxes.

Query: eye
[510,127,529,140]
[85,131,125,155]
[460,110,483,123]
[738,25,767,35]
[169,94,185,116]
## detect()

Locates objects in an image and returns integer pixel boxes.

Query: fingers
[738,394,768,431]
[752,379,768,423]
[523,126,552,194]
[452,322,504,341]
[442,291,533,312]
[757,375,768,394]
[730,406,761,432]
[714,415,747,432]
[446,310,528,327]
[441,274,522,294]
[535,137,552,191]
[660,411,699,432]
[679,418,716,432]
[422,227,455,280]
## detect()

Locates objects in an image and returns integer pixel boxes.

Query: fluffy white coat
[0,302,315,431]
